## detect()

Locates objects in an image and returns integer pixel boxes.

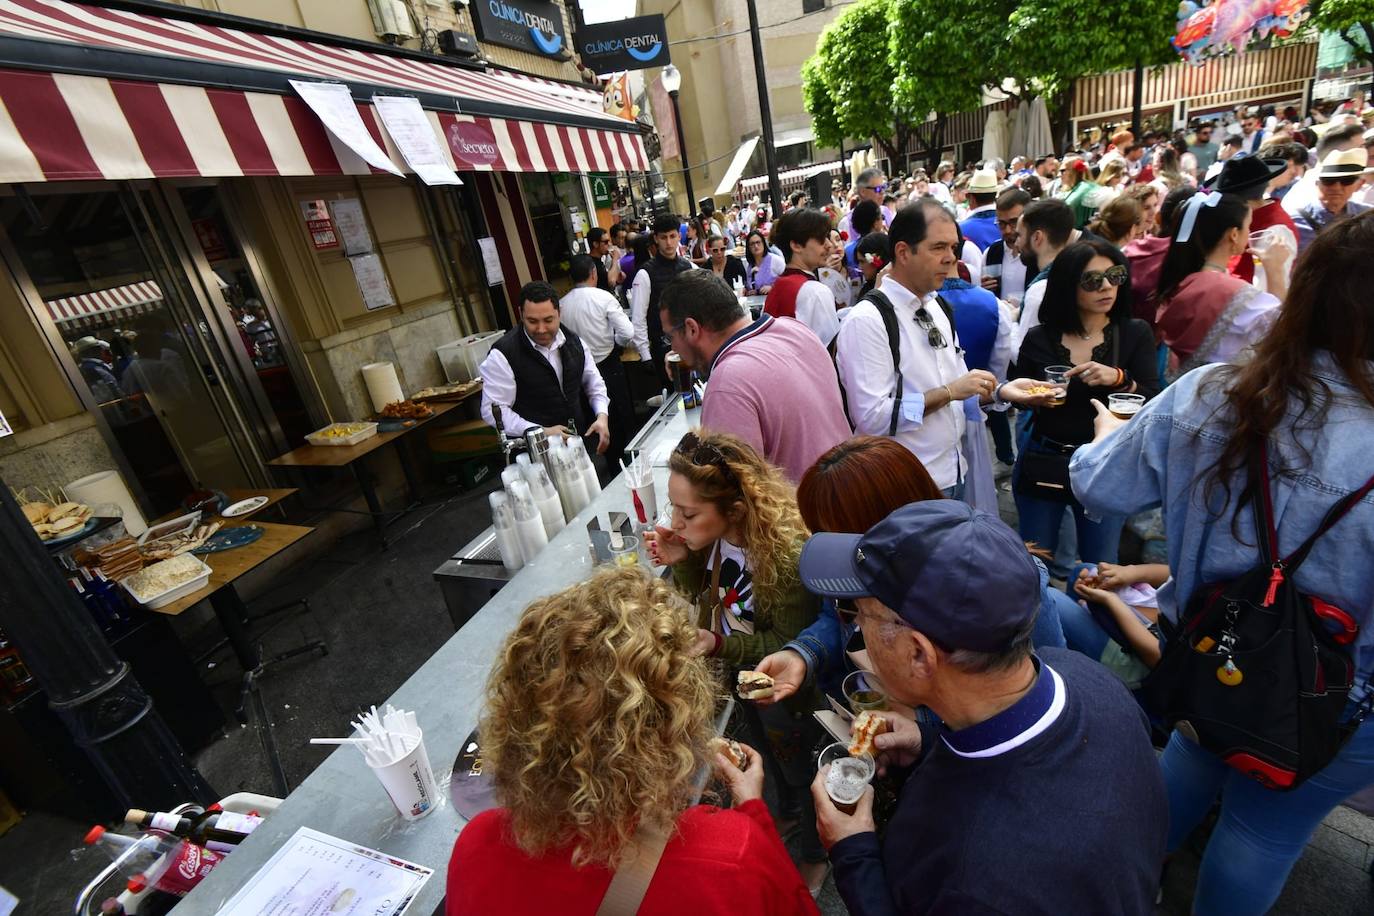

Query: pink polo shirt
[702,315,852,482]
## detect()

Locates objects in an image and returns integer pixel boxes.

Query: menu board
[289,80,403,177]
[330,198,373,257]
[373,95,463,187]
[350,253,396,311]
[212,827,432,915]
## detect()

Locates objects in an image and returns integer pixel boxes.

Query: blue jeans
[1013,452,1124,566]
[1161,718,1374,915]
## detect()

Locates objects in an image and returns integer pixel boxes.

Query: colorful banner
[1173,0,1311,65]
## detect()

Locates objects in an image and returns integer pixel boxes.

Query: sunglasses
[914,306,948,349]
[865,183,885,193]
[835,599,859,627]
[1320,176,1361,187]
[673,431,738,486]
[1079,265,1129,291]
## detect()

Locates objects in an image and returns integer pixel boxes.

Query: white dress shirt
[629,261,697,361]
[999,252,1028,304]
[960,239,984,287]
[557,285,633,363]
[1015,276,1047,352]
[479,329,609,435]
[835,277,971,490]
[791,274,842,348]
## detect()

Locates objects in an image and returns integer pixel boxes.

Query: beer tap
[492,404,527,466]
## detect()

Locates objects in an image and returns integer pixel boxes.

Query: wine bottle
[124,807,262,850]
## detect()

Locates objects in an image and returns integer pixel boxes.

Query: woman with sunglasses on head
[744,228,785,295]
[643,429,830,894]
[1155,192,1283,376]
[751,436,1070,711]
[1013,239,1160,567]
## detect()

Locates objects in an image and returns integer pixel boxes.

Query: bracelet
[710,631,723,656]
[1115,367,1127,387]
[942,384,954,404]
[993,381,1008,404]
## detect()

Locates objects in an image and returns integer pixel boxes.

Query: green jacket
[671,535,820,669]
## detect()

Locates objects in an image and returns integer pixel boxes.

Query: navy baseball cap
[799,501,1040,653]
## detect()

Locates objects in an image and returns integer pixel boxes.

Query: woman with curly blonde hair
[644,429,831,894]
[445,566,817,915]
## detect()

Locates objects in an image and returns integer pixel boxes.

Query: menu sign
[470,0,567,58]
[289,80,403,177]
[575,15,670,72]
[373,95,463,186]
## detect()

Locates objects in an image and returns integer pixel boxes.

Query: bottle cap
[126,876,147,894]
[207,803,223,813]
[84,825,105,845]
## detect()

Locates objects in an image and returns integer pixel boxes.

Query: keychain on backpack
[1215,602,1244,687]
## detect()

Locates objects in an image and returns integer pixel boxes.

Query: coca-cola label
[153,840,223,896]
[448,121,500,167]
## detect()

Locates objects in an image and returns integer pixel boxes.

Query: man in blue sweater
[800,501,1167,915]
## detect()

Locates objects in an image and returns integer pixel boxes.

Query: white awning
[46,281,163,327]
[713,136,761,197]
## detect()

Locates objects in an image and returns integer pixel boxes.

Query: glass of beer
[1044,366,1071,407]
[843,670,889,713]
[1108,392,1145,420]
[818,742,876,814]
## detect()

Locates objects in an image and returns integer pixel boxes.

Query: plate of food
[25,500,95,544]
[305,422,378,447]
[412,380,481,402]
[378,399,434,420]
[221,495,269,518]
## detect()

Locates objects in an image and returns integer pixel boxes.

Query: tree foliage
[1311,0,1374,90]
[802,0,910,161]
[1005,0,1178,95]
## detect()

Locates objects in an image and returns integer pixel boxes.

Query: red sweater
[446,799,818,916]
[763,268,811,320]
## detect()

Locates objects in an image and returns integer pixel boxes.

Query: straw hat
[72,336,108,354]
[1314,147,1371,179]
[966,169,1003,195]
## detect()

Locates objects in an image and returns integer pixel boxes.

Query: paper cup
[367,729,439,820]
[630,478,657,526]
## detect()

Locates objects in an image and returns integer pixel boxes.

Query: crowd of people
[462,96,1374,914]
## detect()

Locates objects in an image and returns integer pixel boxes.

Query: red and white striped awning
[0,0,649,182]
[46,279,161,326]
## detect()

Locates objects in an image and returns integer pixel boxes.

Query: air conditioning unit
[438,30,480,57]
[368,0,414,40]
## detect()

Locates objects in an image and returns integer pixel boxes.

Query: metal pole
[667,89,696,216]
[1130,59,1145,137]
[0,479,215,812]
[745,0,782,213]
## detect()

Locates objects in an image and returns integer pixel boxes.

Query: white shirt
[998,251,1028,304]
[835,277,971,490]
[791,275,842,348]
[1015,276,1048,353]
[629,260,697,361]
[989,298,1017,384]
[961,239,984,287]
[838,204,895,238]
[557,285,633,363]
[478,329,610,435]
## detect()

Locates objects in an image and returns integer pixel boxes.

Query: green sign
[590,173,614,209]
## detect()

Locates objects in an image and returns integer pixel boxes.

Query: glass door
[1,188,252,515]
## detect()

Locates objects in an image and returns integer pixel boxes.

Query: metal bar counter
[171,400,696,915]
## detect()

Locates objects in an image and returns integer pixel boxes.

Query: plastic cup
[366,729,439,820]
[818,742,875,814]
[843,669,889,713]
[1044,365,1071,408]
[1108,392,1145,420]
[608,534,640,568]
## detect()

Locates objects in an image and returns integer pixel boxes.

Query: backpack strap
[859,290,903,436]
[1251,440,1374,581]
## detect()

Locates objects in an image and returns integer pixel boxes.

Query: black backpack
[840,290,957,436]
[1143,444,1374,790]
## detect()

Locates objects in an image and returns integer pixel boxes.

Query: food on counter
[379,399,433,419]
[25,499,93,541]
[736,670,775,700]
[140,521,222,561]
[848,711,890,758]
[124,554,206,600]
[76,536,143,581]
[411,379,482,401]
[316,423,372,439]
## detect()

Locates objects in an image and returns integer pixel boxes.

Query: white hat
[1314,147,1370,179]
[72,336,108,354]
[967,169,1003,195]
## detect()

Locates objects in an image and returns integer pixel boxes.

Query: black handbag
[1142,444,1374,790]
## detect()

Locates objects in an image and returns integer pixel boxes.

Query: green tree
[801,0,915,164]
[1311,0,1374,98]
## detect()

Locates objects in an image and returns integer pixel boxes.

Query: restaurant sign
[575,15,670,73]
[448,121,500,167]
[470,0,567,58]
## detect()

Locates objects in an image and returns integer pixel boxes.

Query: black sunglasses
[673,431,738,486]
[1320,176,1361,187]
[914,306,947,349]
[835,599,859,627]
[1078,265,1129,291]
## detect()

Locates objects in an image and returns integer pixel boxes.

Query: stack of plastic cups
[488,492,524,571]
[500,464,523,491]
[523,462,565,539]
[547,440,589,520]
[568,437,602,500]
[507,479,549,563]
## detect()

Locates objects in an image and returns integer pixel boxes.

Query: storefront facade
[0,0,647,518]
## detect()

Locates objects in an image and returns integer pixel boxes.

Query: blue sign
[575,15,670,73]
[471,0,568,59]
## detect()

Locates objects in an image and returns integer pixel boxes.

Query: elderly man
[1290,148,1372,251]
[800,500,1168,915]
[479,280,611,453]
[839,167,895,237]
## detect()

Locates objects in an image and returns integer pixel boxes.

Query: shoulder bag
[595,823,671,916]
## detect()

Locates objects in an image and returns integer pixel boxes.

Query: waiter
[629,213,695,379]
[479,281,611,453]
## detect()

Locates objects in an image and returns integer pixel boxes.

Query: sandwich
[848,710,890,758]
[736,670,774,700]
[710,737,749,770]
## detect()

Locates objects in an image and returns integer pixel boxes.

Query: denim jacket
[1069,354,1374,703]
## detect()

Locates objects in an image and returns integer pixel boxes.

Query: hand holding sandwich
[711,739,765,806]
[871,714,923,777]
[749,650,807,705]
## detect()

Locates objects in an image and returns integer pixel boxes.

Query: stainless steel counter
[171,400,697,915]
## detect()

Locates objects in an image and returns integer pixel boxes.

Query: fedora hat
[1207,156,1289,199]
[966,168,1002,195]
[1314,147,1370,179]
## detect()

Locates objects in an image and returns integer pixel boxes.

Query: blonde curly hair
[481,566,716,868]
[668,430,810,598]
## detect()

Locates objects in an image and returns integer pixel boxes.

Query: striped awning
[46,279,161,326]
[0,0,648,182]
[738,160,843,195]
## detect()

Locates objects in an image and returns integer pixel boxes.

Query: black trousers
[596,349,636,468]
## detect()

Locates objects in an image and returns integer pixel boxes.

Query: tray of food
[138,511,202,546]
[305,422,378,447]
[24,499,94,543]
[411,380,481,402]
[122,554,212,609]
[140,518,223,561]
[377,399,434,419]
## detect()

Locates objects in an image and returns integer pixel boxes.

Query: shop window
[803,0,826,13]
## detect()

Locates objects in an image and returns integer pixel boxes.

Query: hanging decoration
[1172,0,1311,65]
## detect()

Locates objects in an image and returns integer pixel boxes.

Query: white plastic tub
[305,422,378,447]
[437,331,501,383]
[122,556,213,609]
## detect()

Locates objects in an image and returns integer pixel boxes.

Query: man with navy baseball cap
[801,501,1166,915]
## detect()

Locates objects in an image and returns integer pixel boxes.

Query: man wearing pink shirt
[660,271,851,481]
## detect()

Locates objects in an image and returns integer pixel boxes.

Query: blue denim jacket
[1070,354,1374,703]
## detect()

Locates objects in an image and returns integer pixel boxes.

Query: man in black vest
[478,281,611,453]
[629,212,696,380]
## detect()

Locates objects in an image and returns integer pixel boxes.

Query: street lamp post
[660,64,696,218]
